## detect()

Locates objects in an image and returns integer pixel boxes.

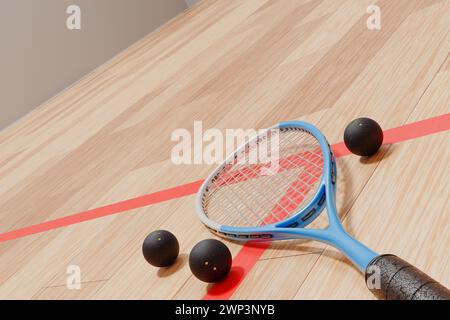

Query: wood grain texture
[0,0,449,299]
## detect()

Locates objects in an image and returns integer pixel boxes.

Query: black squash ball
[189,239,232,283]
[142,230,179,267]
[344,118,383,156]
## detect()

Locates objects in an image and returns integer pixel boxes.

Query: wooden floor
[0,0,449,299]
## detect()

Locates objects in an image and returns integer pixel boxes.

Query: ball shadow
[157,253,188,278]
[204,266,245,297]
[358,144,393,164]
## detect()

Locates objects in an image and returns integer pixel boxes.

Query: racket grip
[365,254,450,300]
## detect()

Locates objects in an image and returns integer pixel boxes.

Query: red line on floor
[0,180,204,243]
[0,113,448,296]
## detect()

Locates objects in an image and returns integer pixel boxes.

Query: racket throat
[326,226,378,272]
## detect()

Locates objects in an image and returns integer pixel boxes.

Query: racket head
[196,121,336,240]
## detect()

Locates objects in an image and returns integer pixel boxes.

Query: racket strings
[215,170,271,225]
[221,169,284,224]
[209,158,321,227]
[261,149,323,225]
[224,142,320,221]
[202,128,324,227]
[206,136,321,226]
[211,170,293,226]
[233,162,299,225]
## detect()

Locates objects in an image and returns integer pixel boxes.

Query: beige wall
[0,0,187,130]
[185,0,201,7]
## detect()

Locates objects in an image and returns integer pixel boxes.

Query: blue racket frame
[196,121,378,272]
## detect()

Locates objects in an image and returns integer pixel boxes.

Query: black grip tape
[365,254,450,300]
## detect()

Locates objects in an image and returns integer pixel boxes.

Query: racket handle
[365,254,450,300]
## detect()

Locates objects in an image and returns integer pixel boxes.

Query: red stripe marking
[0,113,448,296]
[0,180,204,243]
